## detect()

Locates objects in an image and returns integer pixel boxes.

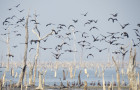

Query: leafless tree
[16,13,29,87]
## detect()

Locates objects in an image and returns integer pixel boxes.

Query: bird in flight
[40,46,52,50]
[86,46,94,49]
[8,8,12,11]
[119,23,130,29]
[105,40,117,45]
[52,29,61,35]
[29,48,35,52]
[68,25,75,29]
[112,51,121,54]
[16,34,21,36]
[12,45,18,48]
[90,26,99,31]
[6,54,14,57]
[132,39,140,47]
[46,23,55,27]
[120,50,129,57]
[137,24,140,27]
[121,32,129,38]
[87,54,94,58]
[73,19,78,23]
[92,35,99,42]
[65,50,77,52]
[81,12,88,16]
[15,4,20,8]
[52,52,64,60]
[108,18,118,23]
[84,22,91,26]
[95,47,107,52]
[110,13,118,17]
[133,29,139,33]
[18,9,24,13]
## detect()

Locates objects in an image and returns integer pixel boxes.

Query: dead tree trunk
[16,14,29,87]
[29,62,33,86]
[112,57,121,90]
[33,41,40,84]
[63,70,66,80]
[127,48,137,90]
[78,70,82,85]
[32,16,53,84]
[102,67,106,90]
[6,29,10,71]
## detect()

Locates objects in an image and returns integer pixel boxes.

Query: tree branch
[32,29,40,39]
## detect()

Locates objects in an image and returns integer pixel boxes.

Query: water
[1,66,137,86]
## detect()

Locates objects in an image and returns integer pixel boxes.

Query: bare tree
[16,13,29,87]
[127,48,137,90]
[32,14,53,84]
[0,28,11,71]
[112,57,121,90]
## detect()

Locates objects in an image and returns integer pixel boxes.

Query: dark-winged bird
[108,18,118,23]
[81,12,88,16]
[119,23,130,29]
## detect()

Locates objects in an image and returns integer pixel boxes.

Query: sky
[0,0,140,63]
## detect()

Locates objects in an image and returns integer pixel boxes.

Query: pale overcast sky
[0,0,140,63]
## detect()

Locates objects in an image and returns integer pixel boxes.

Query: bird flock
[1,3,140,63]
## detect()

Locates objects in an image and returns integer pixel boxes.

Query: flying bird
[120,50,129,57]
[18,9,24,13]
[15,4,20,8]
[121,32,129,38]
[86,46,94,49]
[52,52,64,60]
[119,23,130,29]
[29,48,35,52]
[52,29,61,35]
[95,47,107,52]
[11,15,16,19]
[135,32,140,37]
[105,40,117,45]
[87,54,94,58]
[110,13,118,17]
[84,22,91,26]
[132,39,140,47]
[12,45,18,48]
[81,12,88,16]
[8,8,12,11]
[137,24,140,27]
[65,50,77,52]
[92,35,99,42]
[133,29,139,33]
[112,51,121,54]
[40,46,52,50]
[6,54,14,57]
[90,26,99,31]
[108,18,118,23]
[73,19,78,23]
[68,25,75,29]
[46,23,55,27]
[16,34,21,36]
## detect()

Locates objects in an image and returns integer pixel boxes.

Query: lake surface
[1,66,139,87]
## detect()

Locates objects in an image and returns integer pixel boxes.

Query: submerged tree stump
[63,70,66,80]
[78,70,82,85]
[36,71,43,90]
[84,81,87,90]
[0,79,2,90]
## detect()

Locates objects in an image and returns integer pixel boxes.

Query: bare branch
[32,29,40,39]
[40,31,53,41]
